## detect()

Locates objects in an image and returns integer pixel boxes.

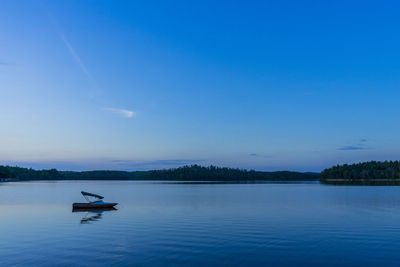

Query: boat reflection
[72,208,117,224]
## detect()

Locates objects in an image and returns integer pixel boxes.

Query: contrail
[38,3,136,116]
[59,33,93,82]
[39,2,96,86]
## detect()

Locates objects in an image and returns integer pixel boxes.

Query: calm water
[1,181,400,266]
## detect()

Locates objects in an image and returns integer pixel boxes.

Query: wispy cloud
[249,153,274,158]
[105,108,136,118]
[337,145,366,151]
[337,138,370,151]
[139,159,203,166]
[121,159,204,170]
[0,61,11,66]
[98,159,203,170]
[7,159,203,171]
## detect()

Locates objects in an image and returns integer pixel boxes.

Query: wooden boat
[72,191,118,211]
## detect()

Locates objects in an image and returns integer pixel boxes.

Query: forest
[320,161,400,185]
[0,164,318,181]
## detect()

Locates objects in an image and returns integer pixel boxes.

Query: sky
[1,0,400,171]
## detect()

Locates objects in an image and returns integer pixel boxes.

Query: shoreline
[0,178,319,183]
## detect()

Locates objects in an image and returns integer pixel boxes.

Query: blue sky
[1,0,400,171]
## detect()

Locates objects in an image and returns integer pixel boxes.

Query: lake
[1,181,400,266]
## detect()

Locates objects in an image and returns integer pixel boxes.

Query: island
[0,164,319,182]
[320,161,400,185]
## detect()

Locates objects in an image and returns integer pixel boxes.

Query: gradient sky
[1,0,400,171]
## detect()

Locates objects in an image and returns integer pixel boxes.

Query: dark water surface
[1,181,400,266]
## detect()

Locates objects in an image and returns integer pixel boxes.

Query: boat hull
[72,202,118,211]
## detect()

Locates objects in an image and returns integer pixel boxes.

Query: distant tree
[0,166,11,178]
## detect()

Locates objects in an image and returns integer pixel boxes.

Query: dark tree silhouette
[0,164,318,181]
[320,161,400,185]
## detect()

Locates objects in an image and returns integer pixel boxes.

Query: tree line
[320,161,400,185]
[0,166,62,180]
[0,164,318,181]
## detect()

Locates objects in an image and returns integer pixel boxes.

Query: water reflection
[80,211,103,224]
[72,208,117,224]
[3,181,400,266]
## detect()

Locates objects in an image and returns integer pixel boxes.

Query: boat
[72,191,118,211]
